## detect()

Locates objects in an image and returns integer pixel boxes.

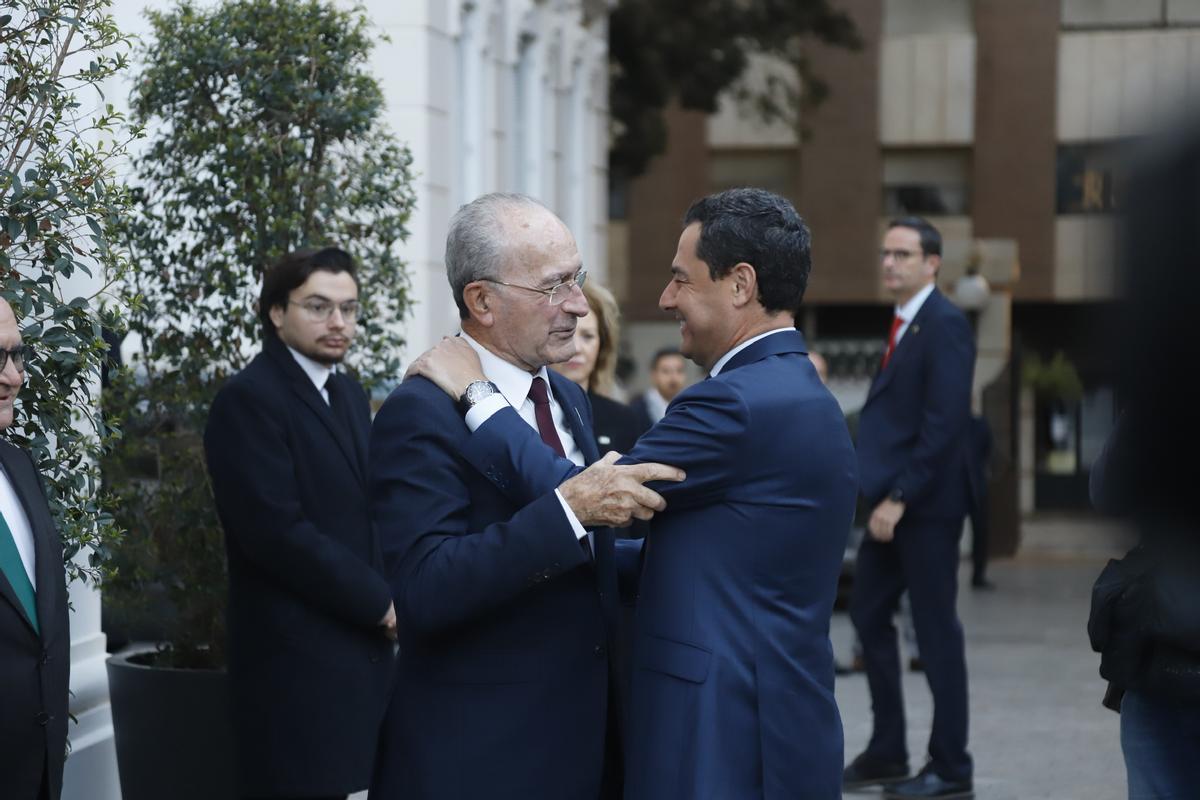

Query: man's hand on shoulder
[559,451,685,528]
[868,499,906,542]
[405,336,485,400]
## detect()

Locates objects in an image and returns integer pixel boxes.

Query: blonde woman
[552,281,642,455]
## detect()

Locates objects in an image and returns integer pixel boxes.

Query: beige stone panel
[606,221,630,303]
[1088,33,1123,139]
[707,54,800,148]
[1062,0,1161,27]
[911,38,946,142]
[1057,34,1091,141]
[1118,33,1156,138]
[879,38,916,143]
[1188,33,1200,105]
[945,35,976,141]
[1083,216,1118,299]
[1153,32,1192,126]
[1054,217,1088,300]
[1169,0,1200,24]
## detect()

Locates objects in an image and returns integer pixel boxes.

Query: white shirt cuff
[464,393,509,432]
[554,489,589,540]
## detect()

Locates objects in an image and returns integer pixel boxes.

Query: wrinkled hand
[867,499,906,542]
[404,336,486,400]
[379,600,398,641]
[559,451,686,528]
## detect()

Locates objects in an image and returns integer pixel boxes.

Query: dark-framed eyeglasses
[0,345,32,373]
[880,248,922,262]
[485,268,588,306]
[288,299,360,323]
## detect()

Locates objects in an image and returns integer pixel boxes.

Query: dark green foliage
[609,0,861,177]
[104,0,415,668]
[0,0,138,585]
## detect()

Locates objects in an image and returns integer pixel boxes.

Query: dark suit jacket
[589,391,641,455]
[0,439,69,800]
[369,370,623,800]
[459,331,859,799]
[204,335,394,797]
[628,392,655,436]
[857,288,976,519]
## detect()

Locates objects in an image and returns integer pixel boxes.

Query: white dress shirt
[0,463,37,589]
[458,333,589,542]
[709,326,795,377]
[892,282,936,346]
[287,345,335,404]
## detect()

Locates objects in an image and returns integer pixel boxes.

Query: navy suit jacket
[204,335,394,796]
[0,440,69,800]
[368,370,623,800]
[460,330,859,799]
[857,288,976,519]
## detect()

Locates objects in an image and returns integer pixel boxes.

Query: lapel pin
[910,324,920,335]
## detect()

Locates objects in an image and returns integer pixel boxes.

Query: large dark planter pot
[107,649,236,800]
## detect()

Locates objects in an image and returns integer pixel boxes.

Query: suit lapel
[265,339,364,484]
[865,289,940,406]
[0,443,58,641]
[550,372,600,466]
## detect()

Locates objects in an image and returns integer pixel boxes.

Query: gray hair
[445,192,549,319]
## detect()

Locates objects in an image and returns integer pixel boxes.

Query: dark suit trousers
[850,516,972,782]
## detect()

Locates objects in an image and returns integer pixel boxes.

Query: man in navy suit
[0,298,70,800]
[411,188,859,799]
[205,248,396,800]
[843,217,976,799]
[369,193,681,800]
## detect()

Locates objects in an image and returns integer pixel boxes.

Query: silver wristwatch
[457,380,500,416]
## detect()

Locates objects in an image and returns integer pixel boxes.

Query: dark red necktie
[528,376,566,457]
[528,376,591,560]
[881,314,904,370]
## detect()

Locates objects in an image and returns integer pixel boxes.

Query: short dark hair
[682,188,812,314]
[888,216,942,257]
[259,247,358,339]
[650,347,683,370]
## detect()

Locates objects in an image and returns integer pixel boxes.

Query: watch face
[466,381,496,404]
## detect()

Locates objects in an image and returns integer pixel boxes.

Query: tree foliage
[609,0,861,177]
[104,0,415,667]
[0,0,138,584]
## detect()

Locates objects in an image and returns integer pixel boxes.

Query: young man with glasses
[0,298,71,800]
[204,247,395,800]
[369,193,682,800]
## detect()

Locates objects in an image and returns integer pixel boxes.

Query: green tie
[0,510,38,634]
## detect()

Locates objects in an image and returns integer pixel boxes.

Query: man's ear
[925,254,942,279]
[268,304,285,332]
[462,281,495,327]
[730,262,758,308]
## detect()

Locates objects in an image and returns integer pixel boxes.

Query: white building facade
[65,2,609,798]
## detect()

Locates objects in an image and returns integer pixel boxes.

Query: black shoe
[971,576,995,591]
[908,656,924,672]
[843,752,909,789]
[883,766,973,798]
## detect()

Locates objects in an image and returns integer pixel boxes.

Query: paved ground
[836,550,1128,799]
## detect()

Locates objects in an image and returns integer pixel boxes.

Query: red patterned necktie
[881,314,904,370]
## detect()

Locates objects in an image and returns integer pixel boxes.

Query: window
[1061,0,1200,28]
[708,150,800,206]
[884,0,973,36]
[1056,144,1124,214]
[882,150,970,216]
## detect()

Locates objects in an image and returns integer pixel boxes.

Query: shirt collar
[709,326,794,377]
[286,345,335,394]
[460,332,552,407]
[895,282,936,323]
